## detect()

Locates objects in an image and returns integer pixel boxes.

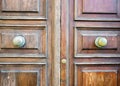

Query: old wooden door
[61,0,120,86]
[0,0,54,86]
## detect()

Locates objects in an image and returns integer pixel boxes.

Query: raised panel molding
[74,0,120,21]
[2,31,39,49]
[0,0,47,19]
[2,0,39,12]
[74,63,120,86]
[74,27,120,58]
[0,64,47,86]
[0,25,47,58]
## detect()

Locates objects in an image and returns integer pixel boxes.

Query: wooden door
[61,0,120,86]
[0,0,54,86]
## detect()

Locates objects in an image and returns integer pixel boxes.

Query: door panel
[0,0,47,19]
[74,28,120,57]
[0,0,53,86]
[2,0,39,12]
[61,0,120,86]
[74,64,120,86]
[0,27,46,57]
[75,0,120,20]
[0,64,46,86]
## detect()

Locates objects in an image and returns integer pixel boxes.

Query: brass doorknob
[95,37,107,48]
[61,59,67,64]
[13,35,26,48]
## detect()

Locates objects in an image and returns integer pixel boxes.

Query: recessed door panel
[0,0,47,19]
[74,0,120,20]
[0,28,47,58]
[74,28,120,57]
[2,0,39,12]
[0,64,46,86]
[74,64,119,86]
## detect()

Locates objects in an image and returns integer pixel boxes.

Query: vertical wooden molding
[61,0,70,86]
[118,0,120,17]
[52,0,60,86]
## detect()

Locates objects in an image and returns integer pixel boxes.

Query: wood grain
[52,0,61,86]
[0,0,47,18]
[62,0,120,86]
[83,0,117,13]
[0,0,54,86]
[0,64,46,86]
[2,0,39,12]
[75,0,120,20]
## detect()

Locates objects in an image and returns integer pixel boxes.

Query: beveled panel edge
[75,17,120,21]
[0,16,47,20]
[74,25,120,28]
[117,0,120,17]
[82,70,117,73]
[74,61,120,65]
[0,53,46,58]
[0,62,47,65]
[74,27,78,59]
[75,54,120,58]
[1,70,40,73]
[0,24,47,28]
[74,0,78,21]
[74,63,78,86]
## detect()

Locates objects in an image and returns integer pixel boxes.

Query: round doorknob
[13,35,26,48]
[61,59,67,64]
[95,37,107,48]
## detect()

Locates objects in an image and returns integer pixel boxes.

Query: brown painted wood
[61,0,70,86]
[1,0,120,85]
[0,0,54,86]
[2,0,39,12]
[0,0,47,18]
[52,0,61,86]
[61,0,120,86]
